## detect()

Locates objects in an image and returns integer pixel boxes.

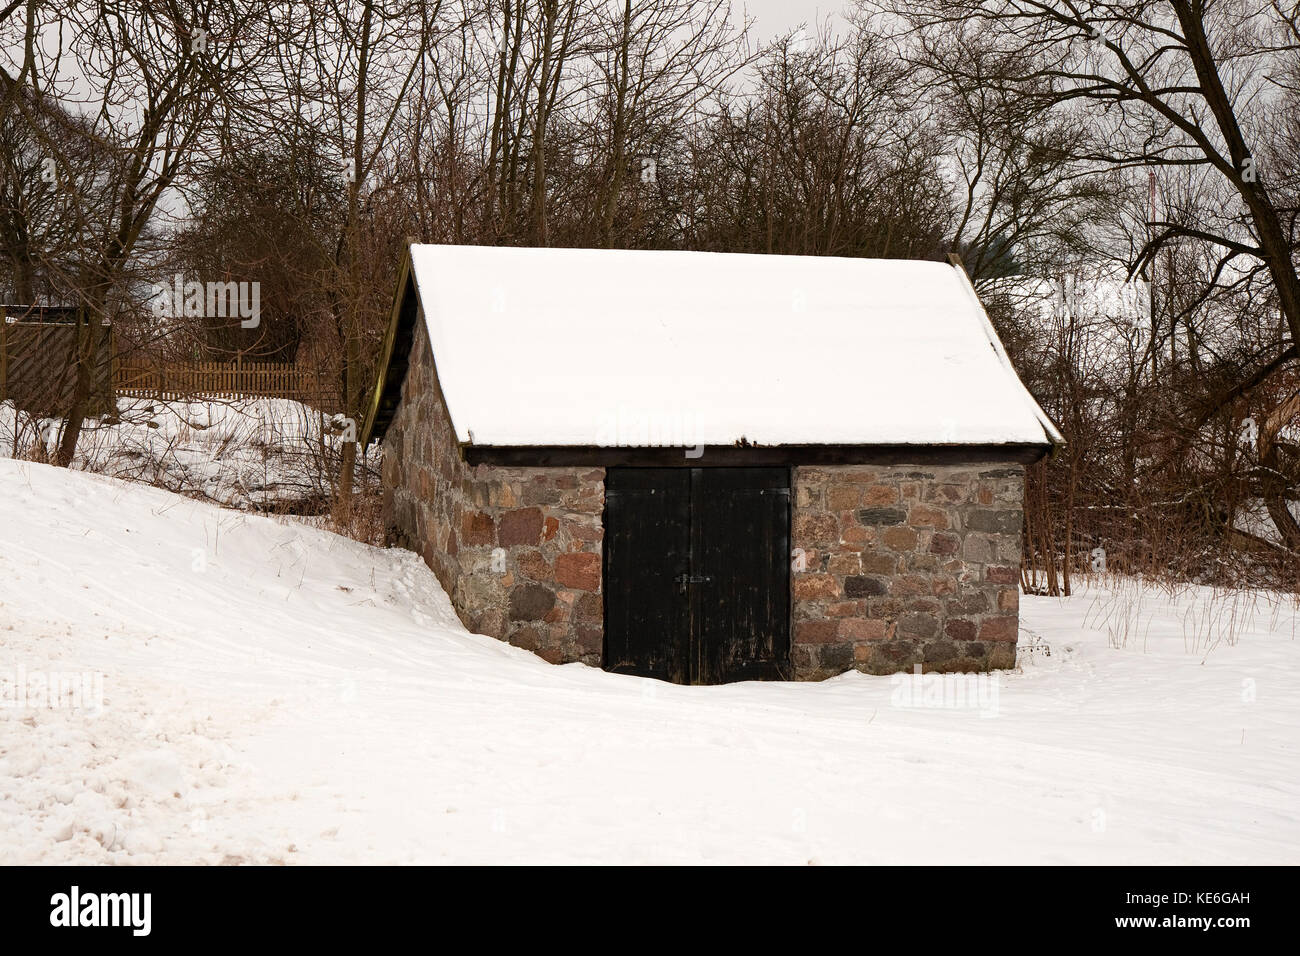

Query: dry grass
[1076,571,1300,658]
[324,489,387,548]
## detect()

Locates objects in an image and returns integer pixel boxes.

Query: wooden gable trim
[360,245,418,447]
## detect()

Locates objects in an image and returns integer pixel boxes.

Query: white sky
[737,0,846,40]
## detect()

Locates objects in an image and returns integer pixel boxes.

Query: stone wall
[381,318,604,665]
[790,464,1024,679]
[451,466,605,665]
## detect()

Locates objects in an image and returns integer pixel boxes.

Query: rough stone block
[498,506,544,546]
[509,583,556,621]
[554,551,600,591]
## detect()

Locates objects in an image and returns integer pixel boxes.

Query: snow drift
[1,460,1297,864]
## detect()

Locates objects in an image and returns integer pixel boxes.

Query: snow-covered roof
[399,244,1062,448]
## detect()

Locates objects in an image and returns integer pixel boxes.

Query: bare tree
[889,0,1300,545]
[682,23,951,259]
[281,0,439,511]
[0,0,279,465]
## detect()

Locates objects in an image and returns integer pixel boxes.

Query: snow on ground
[1,397,363,510]
[1,459,1297,864]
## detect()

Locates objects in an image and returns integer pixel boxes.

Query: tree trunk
[54,311,93,467]
[336,326,361,517]
[1258,391,1300,550]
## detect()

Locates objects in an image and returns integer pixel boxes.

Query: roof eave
[463,441,1054,468]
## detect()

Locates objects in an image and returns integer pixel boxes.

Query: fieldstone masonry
[790,465,1024,678]
[382,320,604,665]
[383,318,1026,679]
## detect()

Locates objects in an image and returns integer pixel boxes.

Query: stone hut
[362,244,1062,684]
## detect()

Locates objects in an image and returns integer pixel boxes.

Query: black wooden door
[603,467,790,684]
[602,468,692,682]
[691,468,791,683]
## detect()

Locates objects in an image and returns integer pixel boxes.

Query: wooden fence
[114,360,336,407]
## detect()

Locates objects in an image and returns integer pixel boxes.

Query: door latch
[675,572,713,594]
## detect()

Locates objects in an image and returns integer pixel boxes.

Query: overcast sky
[738,0,847,40]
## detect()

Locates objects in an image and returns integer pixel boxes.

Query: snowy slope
[1,460,1297,864]
[1,397,358,510]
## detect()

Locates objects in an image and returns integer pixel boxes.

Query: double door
[602,467,791,684]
